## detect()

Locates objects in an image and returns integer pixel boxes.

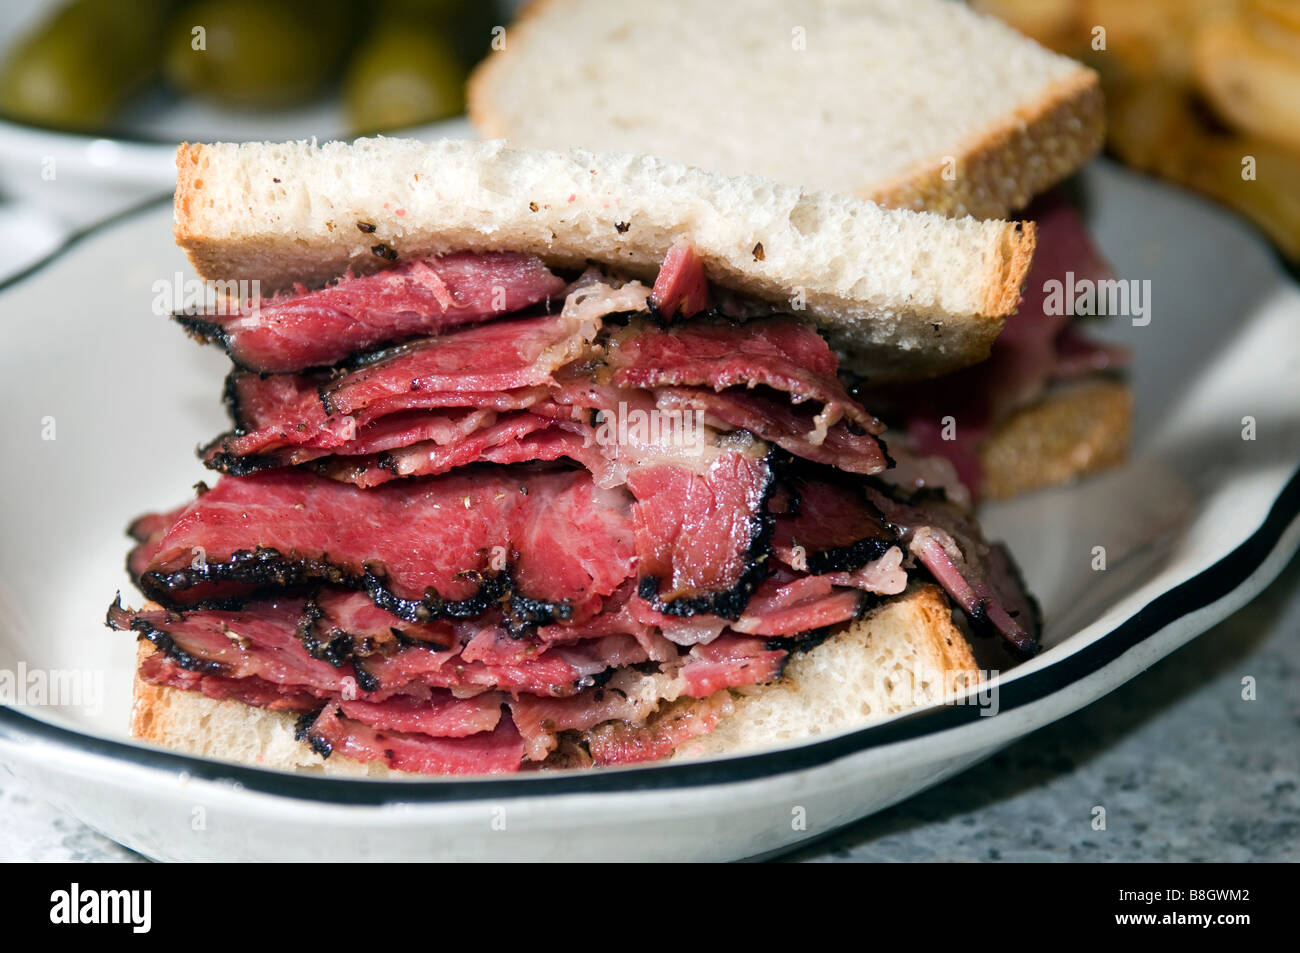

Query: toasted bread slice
[674,583,981,759]
[173,138,1034,382]
[979,377,1132,500]
[131,641,393,778]
[468,0,1105,220]
[130,584,981,776]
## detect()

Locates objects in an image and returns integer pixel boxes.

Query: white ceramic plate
[0,159,1297,862]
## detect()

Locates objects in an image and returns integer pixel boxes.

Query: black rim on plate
[0,197,1298,805]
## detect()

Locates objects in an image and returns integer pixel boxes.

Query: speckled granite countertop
[4,555,1298,863]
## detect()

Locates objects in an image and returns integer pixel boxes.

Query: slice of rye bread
[978,377,1132,500]
[173,138,1034,382]
[467,0,1105,221]
[130,584,981,776]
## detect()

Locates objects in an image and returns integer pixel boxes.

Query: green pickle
[0,0,172,130]
[345,19,469,133]
[162,0,350,109]
[0,0,487,130]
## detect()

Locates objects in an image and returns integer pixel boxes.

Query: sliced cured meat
[583,692,733,766]
[127,508,181,545]
[126,503,188,583]
[648,240,710,320]
[865,485,1040,654]
[949,192,1123,420]
[771,476,896,573]
[461,624,655,672]
[311,273,647,425]
[216,368,548,462]
[354,630,656,698]
[206,310,887,491]
[609,316,884,437]
[729,575,863,636]
[205,407,500,474]
[630,571,865,641]
[510,670,676,761]
[140,649,322,712]
[629,599,728,646]
[354,386,551,422]
[321,311,598,417]
[299,702,526,775]
[337,692,504,738]
[315,416,596,489]
[535,582,654,645]
[315,408,498,458]
[216,387,606,489]
[216,371,352,460]
[117,593,668,702]
[137,469,636,625]
[208,296,600,465]
[628,450,774,619]
[547,373,743,490]
[477,427,605,471]
[176,252,566,372]
[304,589,455,663]
[972,540,1041,652]
[110,596,366,698]
[655,387,889,475]
[677,634,787,697]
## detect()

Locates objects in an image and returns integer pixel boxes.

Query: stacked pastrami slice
[110,244,1040,775]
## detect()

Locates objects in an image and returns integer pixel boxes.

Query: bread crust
[130,640,168,745]
[172,141,207,252]
[989,220,1039,316]
[979,377,1132,500]
[864,68,1105,220]
[129,585,981,774]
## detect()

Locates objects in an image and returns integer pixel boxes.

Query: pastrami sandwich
[469,0,1132,501]
[110,138,1041,777]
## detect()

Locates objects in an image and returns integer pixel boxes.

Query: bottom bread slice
[980,377,1131,501]
[130,584,981,777]
[132,641,394,778]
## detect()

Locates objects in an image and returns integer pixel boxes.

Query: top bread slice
[174,137,1034,382]
[468,0,1105,220]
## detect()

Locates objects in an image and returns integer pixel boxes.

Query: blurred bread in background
[974,0,1300,260]
[469,0,1104,220]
